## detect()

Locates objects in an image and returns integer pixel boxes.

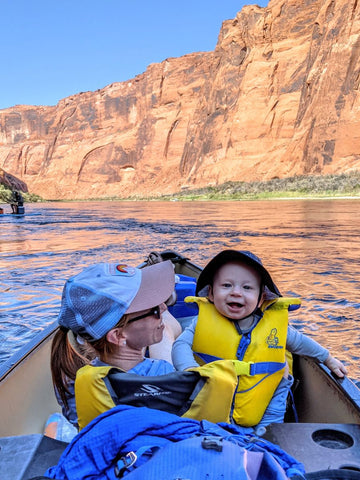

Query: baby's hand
[324,355,348,378]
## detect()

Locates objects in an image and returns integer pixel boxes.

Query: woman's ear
[106,328,125,346]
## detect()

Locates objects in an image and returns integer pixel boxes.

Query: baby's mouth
[228,302,244,309]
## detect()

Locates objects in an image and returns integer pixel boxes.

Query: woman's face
[123,302,167,349]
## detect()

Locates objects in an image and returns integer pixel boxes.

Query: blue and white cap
[58,260,175,340]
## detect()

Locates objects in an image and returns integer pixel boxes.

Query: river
[0,199,359,380]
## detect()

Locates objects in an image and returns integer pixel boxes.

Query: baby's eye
[243,285,253,290]
[222,282,232,288]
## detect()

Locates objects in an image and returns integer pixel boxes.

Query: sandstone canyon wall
[1,0,360,200]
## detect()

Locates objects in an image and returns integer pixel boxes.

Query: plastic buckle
[115,451,137,478]
[201,436,223,452]
[233,360,253,376]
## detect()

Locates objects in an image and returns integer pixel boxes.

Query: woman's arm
[148,310,182,364]
[171,317,200,370]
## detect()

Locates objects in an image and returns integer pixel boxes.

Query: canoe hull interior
[264,422,360,473]
[291,355,360,424]
[0,434,67,480]
[0,324,60,437]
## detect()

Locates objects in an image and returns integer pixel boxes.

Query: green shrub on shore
[0,185,43,204]
[157,172,360,201]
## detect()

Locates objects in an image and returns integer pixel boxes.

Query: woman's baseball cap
[196,250,281,297]
[58,260,175,340]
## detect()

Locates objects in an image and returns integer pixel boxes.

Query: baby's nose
[231,285,242,295]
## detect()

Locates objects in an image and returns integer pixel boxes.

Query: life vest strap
[194,354,286,377]
[194,352,255,376]
[195,352,222,364]
[233,360,285,376]
[248,361,286,375]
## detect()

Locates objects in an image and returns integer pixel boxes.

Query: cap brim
[196,250,281,296]
[126,260,175,314]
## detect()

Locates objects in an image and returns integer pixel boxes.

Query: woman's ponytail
[50,327,92,410]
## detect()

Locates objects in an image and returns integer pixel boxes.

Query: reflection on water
[1,199,359,379]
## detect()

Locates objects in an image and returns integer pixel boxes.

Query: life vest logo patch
[266,328,283,349]
[134,384,172,397]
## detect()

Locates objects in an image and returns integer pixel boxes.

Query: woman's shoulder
[131,357,175,376]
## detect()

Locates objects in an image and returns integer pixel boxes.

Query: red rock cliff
[1,0,360,199]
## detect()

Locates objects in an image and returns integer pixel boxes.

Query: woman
[51,260,176,429]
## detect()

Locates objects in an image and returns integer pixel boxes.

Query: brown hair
[50,315,130,410]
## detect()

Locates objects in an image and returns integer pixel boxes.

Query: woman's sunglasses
[127,305,161,324]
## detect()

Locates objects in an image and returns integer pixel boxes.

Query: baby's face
[208,261,262,321]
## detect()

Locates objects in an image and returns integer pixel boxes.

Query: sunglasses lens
[128,306,161,323]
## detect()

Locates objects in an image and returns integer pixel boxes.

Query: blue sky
[1,1,268,110]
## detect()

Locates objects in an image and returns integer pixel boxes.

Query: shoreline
[1,172,360,203]
[2,194,359,204]
[2,194,360,205]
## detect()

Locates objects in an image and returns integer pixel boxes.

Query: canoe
[0,212,42,217]
[1,250,360,479]
[0,213,24,216]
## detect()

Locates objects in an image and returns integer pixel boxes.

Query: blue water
[1,199,359,379]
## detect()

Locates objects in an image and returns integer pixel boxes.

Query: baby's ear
[208,285,214,302]
[258,289,266,306]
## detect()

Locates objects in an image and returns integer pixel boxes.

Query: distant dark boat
[0,211,42,217]
[0,205,25,215]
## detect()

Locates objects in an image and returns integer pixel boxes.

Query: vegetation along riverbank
[157,172,360,201]
[1,172,359,203]
[111,172,360,201]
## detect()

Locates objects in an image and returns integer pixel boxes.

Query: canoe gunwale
[0,321,58,382]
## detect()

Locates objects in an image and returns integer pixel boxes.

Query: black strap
[28,477,53,480]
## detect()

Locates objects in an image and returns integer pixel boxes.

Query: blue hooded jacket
[46,405,305,479]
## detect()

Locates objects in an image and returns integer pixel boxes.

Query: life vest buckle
[115,451,137,478]
[233,360,254,376]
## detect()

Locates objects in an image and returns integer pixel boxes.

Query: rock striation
[0,168,27,193]
[1,0,360,199]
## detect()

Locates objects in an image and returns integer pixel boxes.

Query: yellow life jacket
[75,360,243,430]
[186,296,301,427]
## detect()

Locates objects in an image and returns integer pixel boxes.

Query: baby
[172,249,347,430]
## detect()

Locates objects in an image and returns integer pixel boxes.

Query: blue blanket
[46,405,305,479]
